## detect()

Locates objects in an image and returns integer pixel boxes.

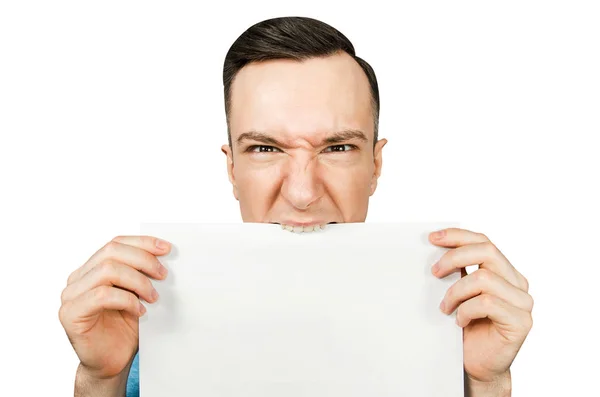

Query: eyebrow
[322,129,368,145]
[236,129,368,148]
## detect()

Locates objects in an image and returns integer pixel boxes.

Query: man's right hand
[59,235,171,388]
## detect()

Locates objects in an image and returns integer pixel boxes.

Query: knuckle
[526,294,535,311]
[483,241,498,256]
[58,301,70,324]
[480,294,495,308]
[94,285,111,302]
[474,269,491,283]
[60,287,69,304]
[98,261,117,277]
[103,241,120,257]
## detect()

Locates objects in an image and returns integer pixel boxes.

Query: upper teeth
[281,224,326,233]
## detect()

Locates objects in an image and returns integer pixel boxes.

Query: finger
[440,269,534,315]
[67,236,170,285]
[59,285,146,328]
[61,259,159,304]
[456,294,534,338]
[430,228,530,292]
[429,228,489,248]
[432,241,526,291]
[113,235,172,252]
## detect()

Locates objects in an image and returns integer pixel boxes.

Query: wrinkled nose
[280,157,323,210]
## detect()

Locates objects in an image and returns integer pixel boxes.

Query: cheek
[235,164,283,219]
[321,162,373,211]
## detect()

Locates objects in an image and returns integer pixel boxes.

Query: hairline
[225,53,379,150]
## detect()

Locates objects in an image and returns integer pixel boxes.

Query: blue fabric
[126,351,140,397]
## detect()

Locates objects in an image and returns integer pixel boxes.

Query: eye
[247,145,282,153]
[323,144,356,153]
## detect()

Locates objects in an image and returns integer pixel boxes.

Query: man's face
[222,51,386,230]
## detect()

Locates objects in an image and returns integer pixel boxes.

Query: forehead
[229,52,373,143]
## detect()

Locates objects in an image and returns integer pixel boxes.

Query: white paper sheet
[139,222,464,397]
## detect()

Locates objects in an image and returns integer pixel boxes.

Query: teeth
[280,224,326,233]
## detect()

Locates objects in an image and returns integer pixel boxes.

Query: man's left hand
[429,228,533,395]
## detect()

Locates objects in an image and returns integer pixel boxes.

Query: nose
[280,156,323,210]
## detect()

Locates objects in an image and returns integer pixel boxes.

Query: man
[59,16,533,397]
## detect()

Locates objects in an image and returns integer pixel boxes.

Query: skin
[60,51,533,397]
[221,52,386,224]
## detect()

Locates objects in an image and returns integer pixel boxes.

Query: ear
[221,144,239,201]
[370,138,387,196]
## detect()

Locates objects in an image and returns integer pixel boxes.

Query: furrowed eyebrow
[236,131,286,147]
[321,129,368,145]
[235,129,368,148]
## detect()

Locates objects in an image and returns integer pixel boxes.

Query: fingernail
[431,262,440,274]
[159,265,168,278]
[156,238,169,250]
[139,302,147,316]
[432,230,446,240]
[439,300,446,313]
[151,288,159,302]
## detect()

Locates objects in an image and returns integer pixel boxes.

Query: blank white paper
[139,222,463,397]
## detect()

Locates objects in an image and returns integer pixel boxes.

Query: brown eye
[324,144,355,152]
[248,145,282,153]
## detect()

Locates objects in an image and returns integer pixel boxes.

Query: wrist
[466,370,512,397]
[74,363,130,397]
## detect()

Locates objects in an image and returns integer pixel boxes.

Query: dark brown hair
[222,16,380,148]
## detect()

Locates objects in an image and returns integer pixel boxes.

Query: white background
[1,1,598,395]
